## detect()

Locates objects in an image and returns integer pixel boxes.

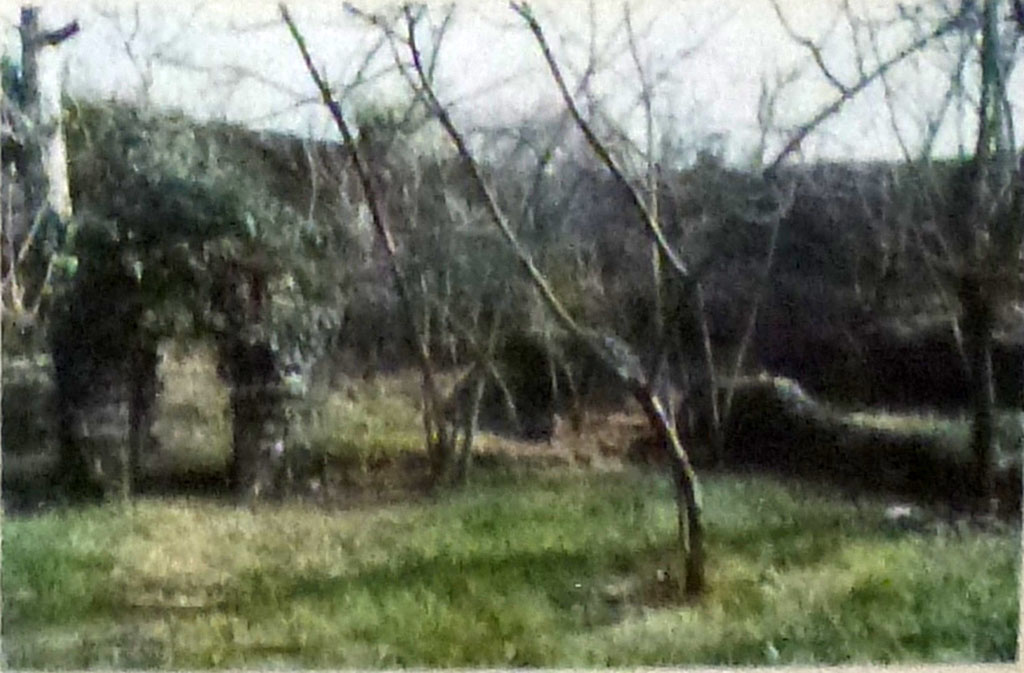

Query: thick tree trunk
[1,52,4,516]
[961,275,996,508]
[229,395,256,496]
[51,319,101,498]
[968,339,995,505]
[17,7,76,314]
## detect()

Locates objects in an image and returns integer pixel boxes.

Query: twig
[765,7,966,175]
[280,3,452,470]
[768,0,849,95]
[510,1,691,285]
[402,4,584,338]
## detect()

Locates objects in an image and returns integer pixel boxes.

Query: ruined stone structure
[48,245,300,501]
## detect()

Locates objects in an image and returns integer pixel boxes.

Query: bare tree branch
[401,5,586,340]
[768,0,850,94]
[425,5,455,85]
[281,2,454,476]
[390,2,706,593]
[39,20,80,46]
[766,5,967,175]
[511,1,692,286]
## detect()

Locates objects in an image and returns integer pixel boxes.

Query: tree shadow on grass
[2,463,237,516]
[213,538,678,630]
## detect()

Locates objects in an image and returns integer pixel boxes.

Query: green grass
[3,469,1018,668]
[3,354,1020,667]
[296,376,430,464]
[150,344,232,472]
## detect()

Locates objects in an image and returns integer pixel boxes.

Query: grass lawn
[3,348,1020,667]
[3,466,1019,668]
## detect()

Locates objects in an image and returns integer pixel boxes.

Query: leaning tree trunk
[283,4,707,592]
[452,305,507,485]
[960,274,996,509]
[454,369,488,485]
[632,383,705,595]
[409,5,708,592]
[281,8,454,485]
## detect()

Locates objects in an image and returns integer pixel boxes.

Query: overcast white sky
[3,0,1022,165]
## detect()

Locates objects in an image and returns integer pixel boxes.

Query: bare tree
[342,1,708,593]
[3,6,78,323]
[282,0,1009,593]
[933,0,1022,506]
[771,0,1023,508]
[282,5,466,485]
[512,0,983,583]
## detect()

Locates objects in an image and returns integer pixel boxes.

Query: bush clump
[676,375,1021,514]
